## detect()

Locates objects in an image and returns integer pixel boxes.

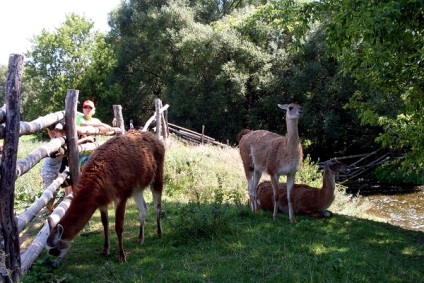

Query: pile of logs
[168,123,227,147]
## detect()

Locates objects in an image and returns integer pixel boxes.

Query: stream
[346,182,424,232]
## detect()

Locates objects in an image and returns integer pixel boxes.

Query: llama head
[46,217,71,259]
[325,159,349,175]
[277,103,303,120]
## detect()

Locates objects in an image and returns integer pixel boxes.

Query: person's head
[82,100,96,119]
[49,120,66,138]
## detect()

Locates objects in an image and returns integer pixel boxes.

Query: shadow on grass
[26,200,424,283]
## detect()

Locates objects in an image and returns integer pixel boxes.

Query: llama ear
[57,224,64,238]
[47,217,55,232]
[278,104,289,110]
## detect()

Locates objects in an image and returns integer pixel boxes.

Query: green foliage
[24,14,117,122]
[322,0,424,170]
[168,200,233,246]
[371,162,424,185]
[14,137,45,211]
[0,64,6,105]
[22,254,72,283]
[108,0,381,162]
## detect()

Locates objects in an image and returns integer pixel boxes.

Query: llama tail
[237,129,251,143]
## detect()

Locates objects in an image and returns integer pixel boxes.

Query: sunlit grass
[17,135,424,283]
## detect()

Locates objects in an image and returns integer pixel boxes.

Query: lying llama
[237,103,303,223]
[46,131,165,263]
[256,160,348,217]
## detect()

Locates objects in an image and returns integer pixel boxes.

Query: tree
[322,0,424,170]
[110,0,280,137]
[25,13,116,121]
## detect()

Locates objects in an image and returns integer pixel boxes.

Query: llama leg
[133,189,147,244]
[114,199,128,263]
[286,173,297,223]
[99,206,110,256]
[151,186,163,239]
[249,170,262,211]
[270,175,280,220]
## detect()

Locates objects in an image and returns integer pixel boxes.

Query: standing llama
[46,131,165,263]
[237,103,303,223]
[256,160,348,217]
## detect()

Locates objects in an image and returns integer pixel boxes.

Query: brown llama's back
[74,130,165,205]
[256,181,318,214]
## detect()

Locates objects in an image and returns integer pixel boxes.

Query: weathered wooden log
[17,170,69,233]
[64,90,80,195]
[0,111,64,139]
[20,194,73,275]
[77,125,122,136]
[113,105,125,134]
[0,53,24,283]
[77,141,105,152]
[142,103,169,131]
[168,122,213,140]
[169,127,215,143]
[15,137,66,178]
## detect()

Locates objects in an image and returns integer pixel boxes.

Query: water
[346,183,424,232]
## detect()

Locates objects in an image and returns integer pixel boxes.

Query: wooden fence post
[113,105,125,134]
[65,90,80,194]
[155,99,162,140]
[0,54,24,283]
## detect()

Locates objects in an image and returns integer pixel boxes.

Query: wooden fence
[0,55,225,282]
[0,55,132,282]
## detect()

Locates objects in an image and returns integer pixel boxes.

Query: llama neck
[285,119,302,161]
[320,169,336,203]
[59,193,99,240]
[286,118,300,144]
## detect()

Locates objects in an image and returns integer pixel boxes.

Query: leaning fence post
[155,98,162,140]
[0,54,24,283]
[65,90,80,194]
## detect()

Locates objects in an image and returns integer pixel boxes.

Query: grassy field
[16,136,424,283]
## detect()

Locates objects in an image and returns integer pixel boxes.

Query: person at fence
[129,119,135,131]
[77,100,114,132]
[41,120,71,213]
[76,100,115,168]
[42,119,98,211]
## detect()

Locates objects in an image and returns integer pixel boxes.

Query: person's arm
[77,136,95,144]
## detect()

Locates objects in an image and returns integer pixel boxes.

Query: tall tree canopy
[24,13,117,121]
[18,0,422,172]
[109,0,377,158]
[321,0,424,170]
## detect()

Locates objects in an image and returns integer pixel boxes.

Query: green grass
[18,136,424,283]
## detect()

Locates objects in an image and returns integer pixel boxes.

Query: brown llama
[237,103,303,223]
[46,131,165,263]
[256,160,348,217]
